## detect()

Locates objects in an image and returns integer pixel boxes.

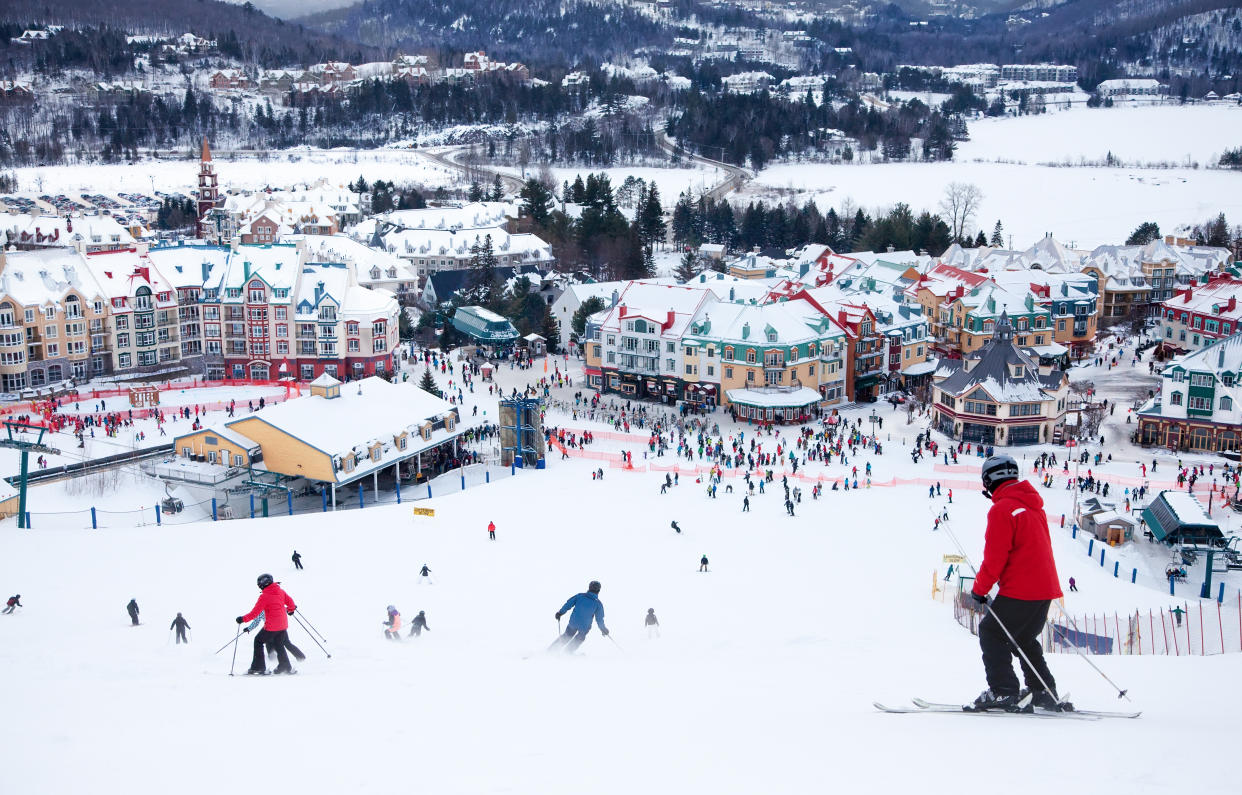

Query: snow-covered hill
[1,348,1239,793]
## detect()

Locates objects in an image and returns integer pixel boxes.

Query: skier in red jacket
[968,455,1069,712]
[236,573,297,675]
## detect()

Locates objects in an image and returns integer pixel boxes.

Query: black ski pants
[175,627,188,644]
[979,596,1056,697]
[251,629,292,673]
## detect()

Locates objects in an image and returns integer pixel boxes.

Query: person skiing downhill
[383,606,402,640]
[127,599,140,626]
[420,564,432,583]
[969,455,1069,712]
[552,581,609,652]
[170,613,191,644]
[2,594,20,614]
[645,608,660,638]
[235,573,297,675]
[699,555,709,572]
[408,610,429,638]
[292,550,303,570]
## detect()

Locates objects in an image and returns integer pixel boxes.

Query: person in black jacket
[2,594,20,614]
[127,599,140,626]
[291,550,303,570]
[699,555,709,572]
[170,613,191,644]
[408,610,430,637]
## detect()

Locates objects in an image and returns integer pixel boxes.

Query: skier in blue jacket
[552,580,609,652]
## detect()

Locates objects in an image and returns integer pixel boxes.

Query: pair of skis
[875,697,1140,720]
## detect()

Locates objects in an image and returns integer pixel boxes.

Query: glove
[601,629,609,637]
[287,608,295,615]
[971,592,989,606]
[235,616,244,624]
[243,627,251,633]
[555,612,563,620]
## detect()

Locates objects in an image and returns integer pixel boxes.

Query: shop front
[725,386,822,425]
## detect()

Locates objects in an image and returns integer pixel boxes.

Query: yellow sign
[413,507,436,517]
[942,554,965,564]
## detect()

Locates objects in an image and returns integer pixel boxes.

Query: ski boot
[965,689,1030,713]
[1022,688,1074,712]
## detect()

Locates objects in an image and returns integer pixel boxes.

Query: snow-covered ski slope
[1,454,1236,793]
[1,346,1238,793]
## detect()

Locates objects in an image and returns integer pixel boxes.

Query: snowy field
[1,340,1241,793]
[11,148,464,196]
[747,161,1242,249]
[958,104,1242,167]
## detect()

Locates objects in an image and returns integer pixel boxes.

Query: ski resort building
[1156,274,1242,356]
[1137,333,1242,453]
[1142,491,1222,545]
[932,313,1069,446]
[168,374,470,502]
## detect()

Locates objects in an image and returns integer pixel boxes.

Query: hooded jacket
[242,583,296,631]
[972,479,1063,601]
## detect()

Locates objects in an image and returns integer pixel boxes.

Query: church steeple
[993,311,1014,343]
[197,137,219,240]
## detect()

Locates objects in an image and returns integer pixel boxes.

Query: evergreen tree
[468,180,484,202]
[520,179,554,228]
[671,193,696,246]
[1125,221,1161,246]
[418,367,441,398]
[638,184,666,248]
[571,296,606,338]
[974,230,988,247]
[541,304,561,354]
[469,234,500,307]
[990,221,1005,248]
[676,249,698,282]
[489,174,504,202]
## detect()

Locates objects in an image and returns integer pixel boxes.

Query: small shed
[521,333,547,356]
[1089,510,1137,546]
[0,479,18,520]
[480,363,495,382]
[1142,491,1223,545]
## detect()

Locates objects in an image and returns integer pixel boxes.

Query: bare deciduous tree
[940,182,984,242]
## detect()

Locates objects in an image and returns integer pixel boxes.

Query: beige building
[83,248,181,375]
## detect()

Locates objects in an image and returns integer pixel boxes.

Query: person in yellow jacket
[383,605,402,640]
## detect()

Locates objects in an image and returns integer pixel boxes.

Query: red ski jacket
[242,583,296,631]
[972,479,1062,601]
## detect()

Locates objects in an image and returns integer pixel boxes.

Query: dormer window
[1012,365,1024,378]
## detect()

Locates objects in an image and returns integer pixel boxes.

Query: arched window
[1170,392,1183,406]
[1221,396,1233,411]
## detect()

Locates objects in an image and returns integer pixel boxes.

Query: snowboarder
[552,581,608,652]
[699,555,709,572]
[645,608,660,638]
[292,550,303,570]
[488,521,496,540]
[671,520,681,534]
[969,455,1068,712]
[3,594,20,614]
[235,573,297,675]
[408,610,429,638]
[170,612,190,644]
[127,599,140,626]
[383,606,402,640]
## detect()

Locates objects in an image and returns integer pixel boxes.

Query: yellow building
[168,373,467,504]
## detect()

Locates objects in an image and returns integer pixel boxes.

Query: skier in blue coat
[552,580,609,652]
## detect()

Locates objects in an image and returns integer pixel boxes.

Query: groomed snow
[958,105,1242,166]
[748,161,1242,249]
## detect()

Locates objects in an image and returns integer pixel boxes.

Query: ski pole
[166,629,173,646]
[606,634,626,655]
[940,520,1066,709]
[293,608,327,643]
[229,624,242,676]
[215,629,247,655]
[1053,603,1131,700]
[293,612,332,659]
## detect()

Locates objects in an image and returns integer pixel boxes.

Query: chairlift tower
[0,421,61,529]
[499,396,544,467]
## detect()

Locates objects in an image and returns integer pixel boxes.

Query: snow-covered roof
[900,360,938,376]
[1160,491,1216,527]
[1162,277,1242,322]
[936,313,1064,402]
[725,387,822,407]
[82,249,176,304]
[237,376,459,464]
[0,212,137,249]
[204,244,301,295]
[292,234,417,287]
[0,248,105,306]
[600,282,716,338]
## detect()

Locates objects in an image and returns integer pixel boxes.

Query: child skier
[383,606,402,640]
